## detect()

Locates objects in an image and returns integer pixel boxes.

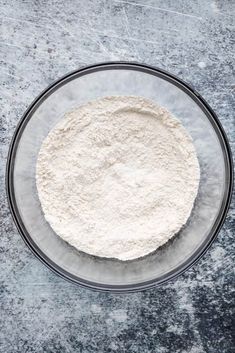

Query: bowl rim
[6,61,234,293]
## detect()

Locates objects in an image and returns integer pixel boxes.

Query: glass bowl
[6,62,233,292]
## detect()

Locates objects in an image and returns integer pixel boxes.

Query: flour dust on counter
[36,96,200,260]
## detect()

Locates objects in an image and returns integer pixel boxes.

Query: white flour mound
[36,96,200,261]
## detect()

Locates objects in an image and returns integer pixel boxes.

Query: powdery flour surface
[36,96,200,260]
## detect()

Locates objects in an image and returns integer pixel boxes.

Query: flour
[36,96,200,261]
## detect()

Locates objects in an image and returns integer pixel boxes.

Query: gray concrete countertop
[0,1,234,352]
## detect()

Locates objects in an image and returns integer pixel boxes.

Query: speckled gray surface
[0,1,234,352]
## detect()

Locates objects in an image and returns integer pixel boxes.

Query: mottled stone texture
[0,0,234,352]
